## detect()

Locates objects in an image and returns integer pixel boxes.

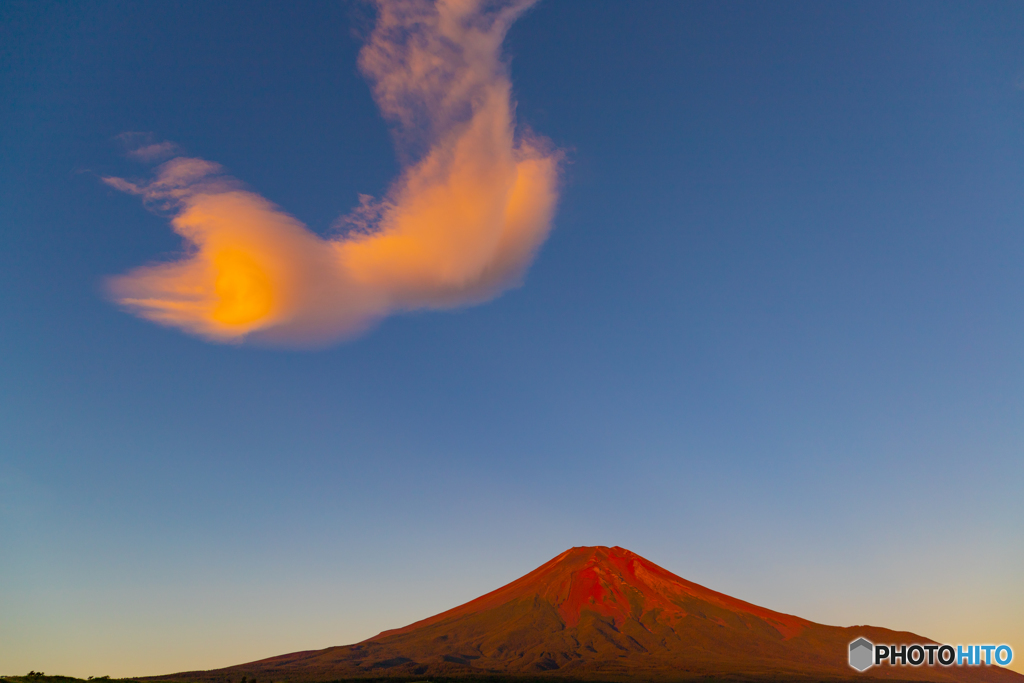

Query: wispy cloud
[105,0,560,346]
[116,132,181,162]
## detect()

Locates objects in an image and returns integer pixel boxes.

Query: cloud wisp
[105,0,559,346]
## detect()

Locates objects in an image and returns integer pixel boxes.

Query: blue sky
[2,0,1023,676]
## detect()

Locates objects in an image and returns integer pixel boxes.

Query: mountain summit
[377,545,809,642]
[161,546,1022,682]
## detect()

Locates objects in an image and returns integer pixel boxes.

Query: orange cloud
[105,0,559,346]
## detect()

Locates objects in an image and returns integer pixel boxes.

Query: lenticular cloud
[105,0,559,345]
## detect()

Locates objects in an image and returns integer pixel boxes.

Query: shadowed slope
[152,547,1023,683]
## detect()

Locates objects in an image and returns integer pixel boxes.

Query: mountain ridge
[147,546,1022,683]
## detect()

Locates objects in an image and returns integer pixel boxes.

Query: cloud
[105,0,560,346]
[127,142,181,162]
[116,132,181,162]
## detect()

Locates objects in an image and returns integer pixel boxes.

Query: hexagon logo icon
[849,637,874,671]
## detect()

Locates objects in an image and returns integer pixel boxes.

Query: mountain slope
[155,546,1022,682]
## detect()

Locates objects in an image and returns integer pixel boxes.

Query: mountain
[154,546,1022,682]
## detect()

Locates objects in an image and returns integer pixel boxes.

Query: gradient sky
[2,0,1023,677]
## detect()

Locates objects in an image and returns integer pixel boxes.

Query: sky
[2,0,1023,677]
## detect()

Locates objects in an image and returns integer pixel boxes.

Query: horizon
[2,0,1022,678]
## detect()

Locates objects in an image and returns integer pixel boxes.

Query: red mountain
[156,546,1022,682]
